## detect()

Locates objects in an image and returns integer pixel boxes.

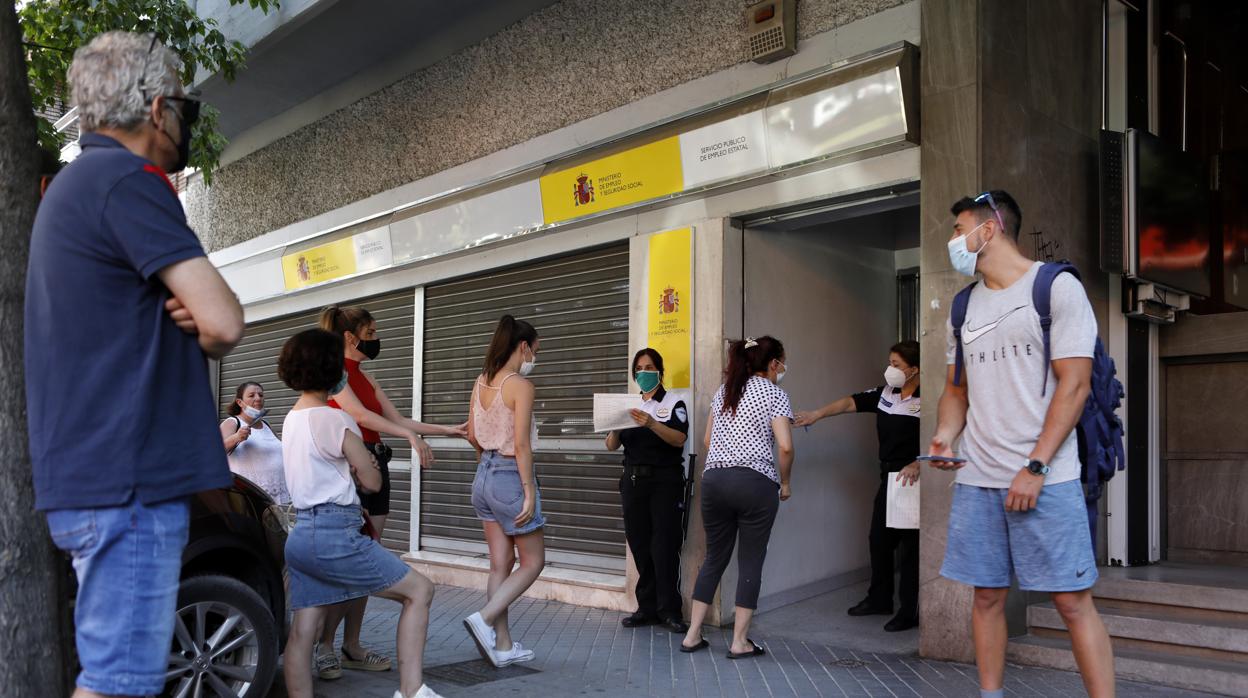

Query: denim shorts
[471,450,545,536]
[284,503,412,610]
[46,497,190,696]
[941,480,1098,592]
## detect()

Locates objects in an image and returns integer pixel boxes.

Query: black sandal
[726,639,765,659]
[679,637,709,653]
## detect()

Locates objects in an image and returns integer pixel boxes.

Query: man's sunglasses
[974,191,1006,231]
[136,34,202,127]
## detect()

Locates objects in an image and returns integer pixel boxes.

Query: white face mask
[775,362,787,384]
[242,405,267,420]
[947,220,991,277]
[884,366,908,389]
[518,346,537,376]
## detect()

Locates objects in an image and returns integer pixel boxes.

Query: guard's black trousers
[865,473,919,617]
[620,468,685,619]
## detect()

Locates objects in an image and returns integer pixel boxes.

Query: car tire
[164,574,279,698]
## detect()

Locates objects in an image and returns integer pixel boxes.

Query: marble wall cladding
[920,0,978,92]
[186,0,909,251]
[1167,460,1248,556]
[1024,0,1100,140]
[917,0,980,664]
[1165,361,1248,455]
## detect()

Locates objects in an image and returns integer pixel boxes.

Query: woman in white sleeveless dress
[220,381,290,505]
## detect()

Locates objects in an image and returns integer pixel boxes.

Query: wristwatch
[1024,458,1049,476]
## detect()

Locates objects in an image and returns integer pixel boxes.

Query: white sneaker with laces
[493,641,535,667]
[463,612,500,665]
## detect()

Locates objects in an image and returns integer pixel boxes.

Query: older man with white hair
[25,31,243,698]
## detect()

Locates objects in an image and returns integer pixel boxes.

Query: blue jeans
[46,497,190,696]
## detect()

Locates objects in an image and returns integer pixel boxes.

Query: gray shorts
[471,450,545,536]
[940,479,1097,592]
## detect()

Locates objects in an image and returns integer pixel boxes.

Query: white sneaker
[493,641,535,667]
[394,686,444,698]
[463,612,500,665]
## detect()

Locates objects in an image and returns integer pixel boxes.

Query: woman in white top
[681,336,795,659]
[220,381,290,504]
[278,328,441,698]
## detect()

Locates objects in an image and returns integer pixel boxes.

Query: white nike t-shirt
[944,262,1097,488]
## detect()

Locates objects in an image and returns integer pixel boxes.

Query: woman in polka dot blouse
[680,336,795,659]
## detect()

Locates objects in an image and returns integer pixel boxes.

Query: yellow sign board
[281,237,358,290]
[646,227,692,389]
[539,136,683,224]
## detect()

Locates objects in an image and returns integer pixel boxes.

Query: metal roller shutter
[217,289,416,553]
[421,245,630,570]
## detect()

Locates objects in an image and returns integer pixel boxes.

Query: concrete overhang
[192,0,559,164]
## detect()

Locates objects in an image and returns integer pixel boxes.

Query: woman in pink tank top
[460,315,546,669]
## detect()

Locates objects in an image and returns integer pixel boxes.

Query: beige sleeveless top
[474,373,524,456]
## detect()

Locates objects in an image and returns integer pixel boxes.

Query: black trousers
[691,467,780,611]
[866,473,919,616]
[620,468,685,618]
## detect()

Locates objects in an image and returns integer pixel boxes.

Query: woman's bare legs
[284,606,327,698]
[375,570,435,698]
[478,527,545,643]
[482,521,517,650]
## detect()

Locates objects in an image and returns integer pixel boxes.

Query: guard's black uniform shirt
[851,385,921,471]
[618,386,689,474]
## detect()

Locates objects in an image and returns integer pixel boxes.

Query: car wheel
[163,574,279,698]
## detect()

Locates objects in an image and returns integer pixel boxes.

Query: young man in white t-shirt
[927,191,1115,698]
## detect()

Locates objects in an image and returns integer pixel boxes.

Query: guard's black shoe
[659,616,690,634]
[621,612,660,628]
[847,599,893,617]
[883,611,919,632]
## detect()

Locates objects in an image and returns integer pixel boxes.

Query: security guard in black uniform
[795,340,921,632]
[606,348,690,634]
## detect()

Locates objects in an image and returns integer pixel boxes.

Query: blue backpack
[951,262,1126,547]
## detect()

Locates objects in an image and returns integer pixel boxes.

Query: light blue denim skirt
[285,503,411,609]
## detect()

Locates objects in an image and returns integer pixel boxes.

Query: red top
[328,358,383,444]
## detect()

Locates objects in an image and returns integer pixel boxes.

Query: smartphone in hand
[915,455,967,464]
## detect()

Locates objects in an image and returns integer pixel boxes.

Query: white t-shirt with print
[945,262,1098,488]
[705,376,793,483]
[282,406,363,510]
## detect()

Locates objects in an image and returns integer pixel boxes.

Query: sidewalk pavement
[269,583,1217,697]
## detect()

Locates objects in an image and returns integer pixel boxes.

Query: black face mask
[159,106,190,174]
[357,338,381,360]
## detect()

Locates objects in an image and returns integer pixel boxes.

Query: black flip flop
[679,637,709,653]
[726,639,766,659]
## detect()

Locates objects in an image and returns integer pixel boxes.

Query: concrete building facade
[166,2,1247,694]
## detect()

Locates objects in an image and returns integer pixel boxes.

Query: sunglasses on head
[974,191,1006,231]
[136,33,202,128]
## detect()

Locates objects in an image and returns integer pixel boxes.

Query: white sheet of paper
[593,393,643,432]
[886,477,920,529]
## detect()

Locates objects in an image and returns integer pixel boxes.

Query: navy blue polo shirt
[25,133,231,511]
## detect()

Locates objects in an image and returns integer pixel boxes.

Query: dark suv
[161,475,290,698]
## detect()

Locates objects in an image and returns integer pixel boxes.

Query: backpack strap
[951,282,977,387]
[1031,262,1082,397]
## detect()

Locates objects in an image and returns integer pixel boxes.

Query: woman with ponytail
[315,304,466,678]
[461,315,546,668]
[680,336,795,658]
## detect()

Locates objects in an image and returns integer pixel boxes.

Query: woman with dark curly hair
[278,328,441,698]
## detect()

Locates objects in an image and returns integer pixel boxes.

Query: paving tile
[269,585,1216,697]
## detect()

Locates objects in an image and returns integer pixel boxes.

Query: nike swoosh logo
[1076,568,1089,577]
[962,305,1028,345]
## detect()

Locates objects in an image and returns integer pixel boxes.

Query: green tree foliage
[19,0,277,184]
